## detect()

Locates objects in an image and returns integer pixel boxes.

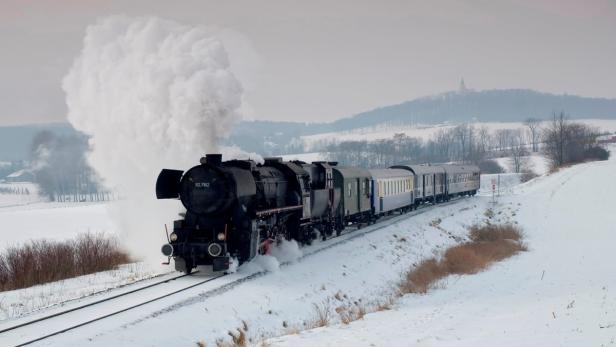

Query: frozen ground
[269,147,616,346]
[2,149,613,346]
[0,181,117,251]
[0,202,116,251]
[0,199,170,321]
[494,153,550,175]
[0,263,159,321]
[1,190,488,346]
[0,182,41,208]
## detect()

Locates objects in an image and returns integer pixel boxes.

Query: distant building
[4,169,35,183]
[458,78,471,94]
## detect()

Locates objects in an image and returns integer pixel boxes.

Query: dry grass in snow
[200,224,526,345]
[401,224,526,294]
[197,320,250,347]
[0,232,130,291]
[311,301,332,328]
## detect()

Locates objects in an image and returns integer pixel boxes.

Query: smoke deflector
[156,169,184,199]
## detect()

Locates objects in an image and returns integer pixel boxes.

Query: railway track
[1,196,470,346]
[0,271,224,347]
[137,197,465,314]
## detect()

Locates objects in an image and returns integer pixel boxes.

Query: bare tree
[524,118,541,152]
[542,111,605,169]
[453,124,469,162]
[434,129,454,162]
[477,126,491,155]
[543,112,568,167]
[495,129,516,153]
[509,133,529,173]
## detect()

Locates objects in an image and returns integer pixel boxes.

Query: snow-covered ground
[0,263,159,321]
[0,182,114,251]
[299,119,616,152]
[0,186,178,321]
[0,202,116,251]
[1,192,488,346]
[1,147,613,346]
[0,182,41,208]
[269,147,616,346]
[494,153,550,175]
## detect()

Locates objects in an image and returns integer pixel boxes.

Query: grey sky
[1,0,615,126]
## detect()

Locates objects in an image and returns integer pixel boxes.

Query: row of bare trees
[30,131,110,202]
[324,112,608,171]
[0,186,31,195]
[324,125,531,169]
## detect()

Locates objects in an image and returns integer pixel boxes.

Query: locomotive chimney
[200,154,222,166]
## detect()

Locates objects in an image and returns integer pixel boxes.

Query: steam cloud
[63,15,248,265]
[239,240,303,273]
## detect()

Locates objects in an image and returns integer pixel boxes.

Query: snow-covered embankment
[270,151,616,346]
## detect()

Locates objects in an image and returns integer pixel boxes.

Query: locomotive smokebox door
[156,169,184,199]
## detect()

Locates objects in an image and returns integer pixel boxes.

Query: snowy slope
[269,150,616,346]
[494,153,550,175]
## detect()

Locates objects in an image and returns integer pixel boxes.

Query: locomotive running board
[255,205,303,217]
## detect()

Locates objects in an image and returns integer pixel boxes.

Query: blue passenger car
[369,169,415,215]
[390,164,446,204]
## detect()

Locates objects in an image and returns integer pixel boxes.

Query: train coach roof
[333,166,371,179]
[368,168,414,179]
[390,164,445,175]
[441,164,480,174]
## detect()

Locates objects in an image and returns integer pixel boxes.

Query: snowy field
[0,199,168,321]
[0,202,116,251]
[1,148,613,346]
[299,119,616,152]
[0,182,41,208]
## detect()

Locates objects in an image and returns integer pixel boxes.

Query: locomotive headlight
[217,232,226,241]
[170,232,178,242]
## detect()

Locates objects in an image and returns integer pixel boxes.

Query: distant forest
[227,89,616,155]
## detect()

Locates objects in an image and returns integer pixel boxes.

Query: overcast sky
[1,0,615,126]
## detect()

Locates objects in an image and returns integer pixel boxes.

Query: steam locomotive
[156,154,480,273]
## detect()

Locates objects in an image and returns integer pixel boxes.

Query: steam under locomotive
[156,154,480,273]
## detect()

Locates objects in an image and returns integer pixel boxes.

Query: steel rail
[13,273,225,347]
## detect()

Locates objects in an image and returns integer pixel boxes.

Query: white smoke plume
[63,15,250,265]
